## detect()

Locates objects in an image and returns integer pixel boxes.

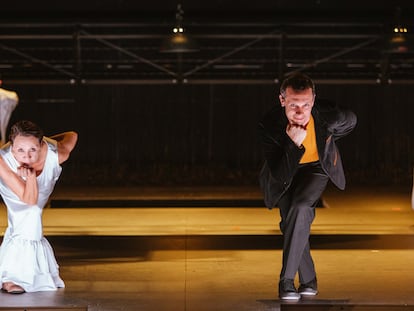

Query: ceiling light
[160,4,198,53]
[386,7,410,53]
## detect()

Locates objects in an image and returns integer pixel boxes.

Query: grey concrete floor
[0,184,413,311]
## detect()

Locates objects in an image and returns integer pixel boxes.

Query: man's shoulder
[314,98,337,111]
[313,98,343,120]
[260,105,285,127]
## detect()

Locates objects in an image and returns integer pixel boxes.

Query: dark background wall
[4,82,413,188]
[1,0,413,189]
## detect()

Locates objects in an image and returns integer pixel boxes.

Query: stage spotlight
[385,7,410,53]
[389,27,409,53]
[160,4,198,53]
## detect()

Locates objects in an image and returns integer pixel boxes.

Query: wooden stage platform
[0,184,413,311]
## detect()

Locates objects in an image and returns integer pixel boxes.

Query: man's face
[11,134,42,167]
[279,87,315,126]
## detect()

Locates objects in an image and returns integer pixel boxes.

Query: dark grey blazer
[258,99,357,208]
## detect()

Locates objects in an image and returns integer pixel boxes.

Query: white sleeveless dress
[0,137,65,292]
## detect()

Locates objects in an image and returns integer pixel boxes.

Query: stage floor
[0,184,413,311]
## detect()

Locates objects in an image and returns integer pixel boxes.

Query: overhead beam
[285,37,381,76]
[0,43,77,78]
[6,78,414,85]
[79,30,178,78]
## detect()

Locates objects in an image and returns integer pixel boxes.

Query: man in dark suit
[258,73,357,301]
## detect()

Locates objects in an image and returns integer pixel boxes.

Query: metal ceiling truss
[0,21,413,85]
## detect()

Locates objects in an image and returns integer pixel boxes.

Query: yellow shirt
[299,115,319,164]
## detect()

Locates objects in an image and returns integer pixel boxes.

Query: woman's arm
[49,131,78,164]
[0,156,38,205]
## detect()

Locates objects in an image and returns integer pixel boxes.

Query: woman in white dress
[0,120,77,294]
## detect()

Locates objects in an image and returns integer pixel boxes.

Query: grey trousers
[278,161,329,284]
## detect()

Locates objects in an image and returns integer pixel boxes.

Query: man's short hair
[280,73,316,98]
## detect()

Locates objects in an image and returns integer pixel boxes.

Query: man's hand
[286,124,307,147]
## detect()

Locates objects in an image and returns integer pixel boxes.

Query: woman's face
[11,134,42,167]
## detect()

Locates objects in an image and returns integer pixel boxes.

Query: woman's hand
[17,165,36,179]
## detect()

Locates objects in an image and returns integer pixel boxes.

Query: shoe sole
[299,292,318,296]
[280,298,300,301]
[279,296,301,301]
